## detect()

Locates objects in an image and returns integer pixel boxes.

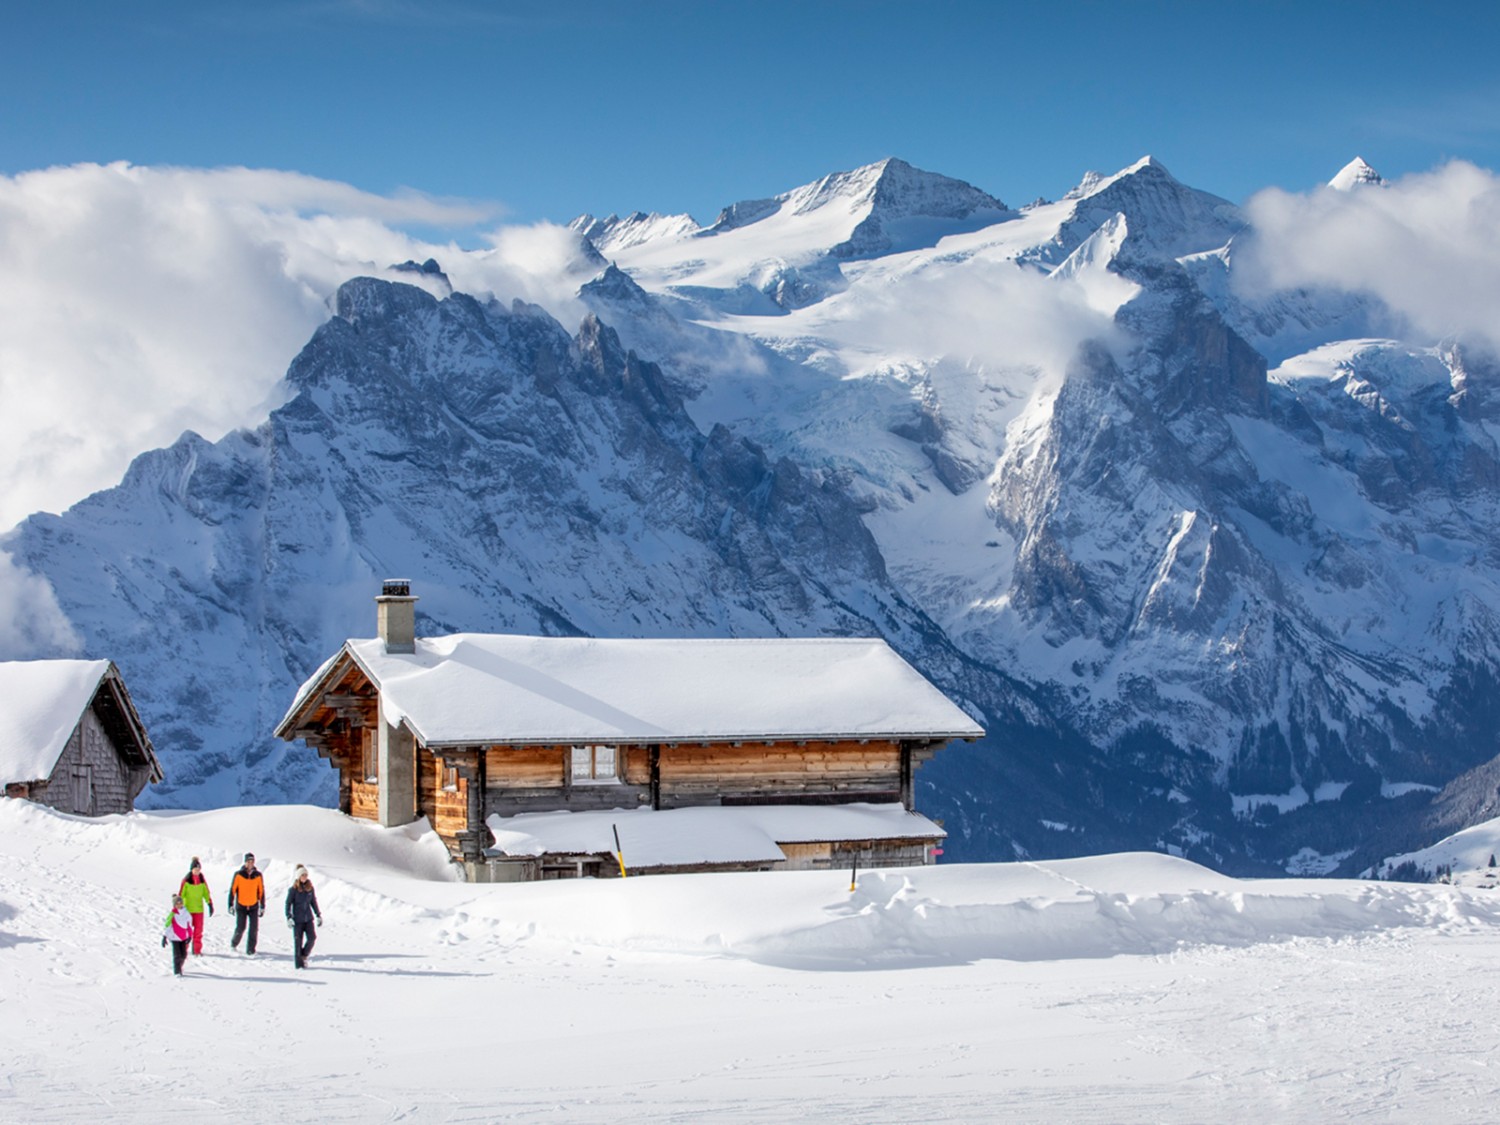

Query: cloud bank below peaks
[0,162,597,530]
[1237,160,1500,353]
[819,257,1131,381]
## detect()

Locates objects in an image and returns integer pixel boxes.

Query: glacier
[6,152,1500,874]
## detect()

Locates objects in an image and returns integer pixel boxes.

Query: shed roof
[280,633,983,747]
[0,659,114,782]
[486,803,946,869]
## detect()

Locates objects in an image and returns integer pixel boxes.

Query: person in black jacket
[284,865,323,969]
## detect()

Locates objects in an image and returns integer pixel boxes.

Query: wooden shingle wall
[30,705,145,816]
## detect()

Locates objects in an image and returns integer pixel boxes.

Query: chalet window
[570,744,619,784]
[440,763,459,791]
[362,729,378,782]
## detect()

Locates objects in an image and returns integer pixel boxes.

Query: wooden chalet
[276,581,984,881]
[0,659,164,815]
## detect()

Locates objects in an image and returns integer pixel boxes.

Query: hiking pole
[849,854,857,893]
[612,823,628,878]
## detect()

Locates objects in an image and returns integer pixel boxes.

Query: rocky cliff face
[576,156,1500,873]
[9,154,1500,873]
[3,278,1050,826]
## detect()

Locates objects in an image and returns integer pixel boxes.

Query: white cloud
[819,257,1128,377]
[0,163,599,530]
[0,551,81,659]
[1236,160,1500,352]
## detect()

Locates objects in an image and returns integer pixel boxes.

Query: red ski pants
[189,910,206,955]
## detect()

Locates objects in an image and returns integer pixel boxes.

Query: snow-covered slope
[6,799,1500,1122]
[580,157,1011,315]
[576,154,1500,874]
[2,278,991,805]
[7,153,1500,874]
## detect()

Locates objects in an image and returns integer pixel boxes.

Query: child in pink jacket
[163,894,193,976]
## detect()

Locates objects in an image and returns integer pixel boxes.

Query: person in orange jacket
[228,852,266,955]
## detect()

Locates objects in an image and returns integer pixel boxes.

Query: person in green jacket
[177,857,214,956]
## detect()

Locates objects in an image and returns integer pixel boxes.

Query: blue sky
[6,0,1500,228]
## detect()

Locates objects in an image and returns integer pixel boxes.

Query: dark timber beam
[449,746,489,863]
[648,745,661,810]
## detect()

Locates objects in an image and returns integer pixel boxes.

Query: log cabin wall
[776,838,935,871]
[476,739,906,818]
[481,745,651,817]
[416,748,468,851]
[656,740,903,807]
[294,661,379,822]
[350,779,379,821]
[290,662,945,873]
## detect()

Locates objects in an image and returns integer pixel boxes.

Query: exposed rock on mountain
[2,276,1053,837]
[8,154,1500,873]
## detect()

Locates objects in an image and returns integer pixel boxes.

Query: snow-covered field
[5,800,1500,1122]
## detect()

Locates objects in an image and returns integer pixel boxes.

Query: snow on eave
[0,658,140,784]
[273,643,363,739]
[484,803,946,869]
[422,730,981,750]
[332,633,985,749]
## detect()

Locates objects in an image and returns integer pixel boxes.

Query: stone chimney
[376,579,418,654]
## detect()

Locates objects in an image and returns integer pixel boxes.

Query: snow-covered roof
[283,633,983,747]
[486,803,945,869]
[0,659,112,782]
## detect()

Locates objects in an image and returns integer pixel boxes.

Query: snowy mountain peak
[702,157,1008,257]
[16,150,1500,880]
[333,274,438,328]
[784,156,1007,219]
[1064,156,1180,201]
[1048,155,1241,265]
[1064,170,1107,201]
[570,211,700,254]
[1329,157,1387,191]
[389,257,453,297]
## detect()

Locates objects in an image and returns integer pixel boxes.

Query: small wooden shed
[0,659,164,815]
[276,582,984,880]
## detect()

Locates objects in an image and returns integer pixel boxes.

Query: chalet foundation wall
[463,841,940,882]
[775,839,936,872]
[465,857,540,883]
[377,720,417,827]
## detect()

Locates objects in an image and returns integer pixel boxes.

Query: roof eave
[273,643,361,740]
[420,729,982,750]
[275,643,436,748]
[99,663,166,784]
